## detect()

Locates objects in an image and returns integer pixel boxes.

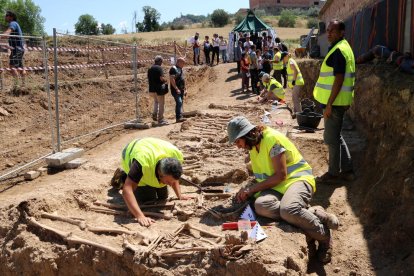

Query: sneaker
[317,231,333,264]
[176,117,186,123]
[306,235,317,258]
[309,205,340,230]
[152,114,157,121]
[339,170,356,181]
[158,120,169,126]
[316,172,339,184]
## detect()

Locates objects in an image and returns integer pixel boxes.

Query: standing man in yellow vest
[313,20,356,183]
[271,48,284,85]
[227,116,340,264]
[281,52,305,118]
[110,137,191,227]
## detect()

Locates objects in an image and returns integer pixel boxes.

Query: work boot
[306,235,317,258]
[317,231,333,264]
[309,205,340,230]
[152,113,157,121]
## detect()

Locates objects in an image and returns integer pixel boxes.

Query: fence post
[53,28,61,152]
[133,43,139,120]
[42,37,56,153]
[174,41,177,64]
[100,49,109,79]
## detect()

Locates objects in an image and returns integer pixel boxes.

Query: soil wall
[299,59,414,274]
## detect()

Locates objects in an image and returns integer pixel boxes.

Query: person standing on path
[271,47,284,84]
[234,41,243,74]
[281,51,304,118]
[219,35,228,63]
[2,11,26,87]
[211,33,220,66]
[249,44,259,94]
[110,137,192,227]
[227,116,340,264]
[169,57,187,123]
[203,35,211,65]
[147,56,169,125]
[313,19,356,183]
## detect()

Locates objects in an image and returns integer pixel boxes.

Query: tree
[307,18,318,29]
[278,9,296,28]
[2,0,45,35]
[136,6,161,32]
[75,14,99,35]
[234,13,244,26]
[100,23,116,35]
[211,9,229,27]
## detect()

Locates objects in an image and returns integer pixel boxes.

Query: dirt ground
[0,60,412,275]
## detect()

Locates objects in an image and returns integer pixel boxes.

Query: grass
[103,25,311,45]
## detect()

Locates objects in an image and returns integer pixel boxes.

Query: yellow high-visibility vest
[121,138,183,188]
[313,39,355,106]
[286,58,304,88]
[272,51,283,70]
[250,127,315,197]
[264,78,285,100]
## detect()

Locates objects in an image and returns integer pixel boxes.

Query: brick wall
[319,0,378,24]
[250,0,320,10]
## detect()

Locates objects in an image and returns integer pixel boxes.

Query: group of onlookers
[191,32,229,66]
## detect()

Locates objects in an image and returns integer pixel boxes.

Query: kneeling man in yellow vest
[111,137,192,227]
[227,116,339,264]
[259,73,285,104]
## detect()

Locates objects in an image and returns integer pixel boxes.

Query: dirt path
[0,62,376,275]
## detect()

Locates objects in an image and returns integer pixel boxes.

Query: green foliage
[75,14,99,35]
[278,9,296,28]
[306,7,320,18]
[100,23,116,35]
[254,9,266,18]
[307,18,318,29]
[234,13,244,26]
[136,6,161,32]
[210,9,229,27]
[2,0,45,35]
[170,24,185,30]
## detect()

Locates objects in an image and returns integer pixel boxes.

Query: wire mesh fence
[0,30,178,181]
[0,34,55,181]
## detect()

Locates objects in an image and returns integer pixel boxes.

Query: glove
[292,80,296,86]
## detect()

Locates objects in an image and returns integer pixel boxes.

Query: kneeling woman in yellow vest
[281,52,304,117]
[259,73,285,104]
[227,116,339,263]
[111,137,192,227]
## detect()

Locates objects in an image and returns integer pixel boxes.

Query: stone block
[46,148,84,167]
[24,170,40,180]
[37,167,48,175]
[64,158,88,169]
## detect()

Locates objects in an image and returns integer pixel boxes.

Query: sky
[32,0,250,34]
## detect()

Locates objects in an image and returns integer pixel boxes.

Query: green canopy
[232,10,272,33]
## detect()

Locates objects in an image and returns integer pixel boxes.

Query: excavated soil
[0,57,413,276]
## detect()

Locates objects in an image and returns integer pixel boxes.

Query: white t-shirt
[243,40,253,49]
[212,37,220,47]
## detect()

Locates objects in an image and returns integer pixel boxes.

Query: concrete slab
[24,170,40,180]
[46,148,84,167]
[64,158,88,169]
